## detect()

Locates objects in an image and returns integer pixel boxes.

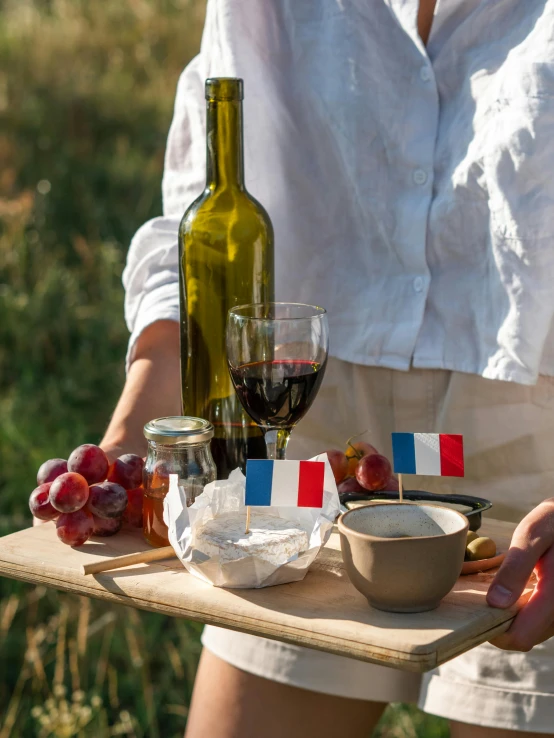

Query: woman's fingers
[490,545,554,650]
[487,499,554,651]
[487,500,554,609]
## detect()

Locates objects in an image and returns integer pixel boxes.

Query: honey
[143,489,170,548]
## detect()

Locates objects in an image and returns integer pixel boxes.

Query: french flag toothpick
[391,433,464,503]
[245,459,325,509]
[392,433,464,477]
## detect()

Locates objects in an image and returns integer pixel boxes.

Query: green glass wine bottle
[179,78,274,478]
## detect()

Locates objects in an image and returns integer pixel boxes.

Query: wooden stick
[245,505,251,534]
[81,546,176,576]
[398,473,404,503]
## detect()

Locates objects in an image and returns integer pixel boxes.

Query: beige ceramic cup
[338,502,469,613]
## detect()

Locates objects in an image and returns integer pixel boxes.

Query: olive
[467,530,479,544]
[466,536,497,561]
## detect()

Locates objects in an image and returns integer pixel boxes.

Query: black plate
[339,489,493,532]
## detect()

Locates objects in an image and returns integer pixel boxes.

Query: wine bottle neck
[206,99,245,191]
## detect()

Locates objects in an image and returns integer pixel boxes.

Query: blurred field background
[0,1,449,735]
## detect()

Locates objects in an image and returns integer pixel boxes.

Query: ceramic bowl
[338,503,469,613]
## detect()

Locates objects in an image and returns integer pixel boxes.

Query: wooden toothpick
[398,473,404,503]
[245,505,251,534]
[81,546,175,575]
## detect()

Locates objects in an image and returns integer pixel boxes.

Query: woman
[103,1,554,735]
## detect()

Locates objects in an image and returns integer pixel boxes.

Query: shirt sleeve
[123,32,213,370]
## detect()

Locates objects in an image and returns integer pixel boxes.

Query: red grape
[37,458,68,485]
[326,450,349,484]
[123,487,144,528]
[108,454,144,490]
[91,514,122,537]
[68,444,109,484]
[49,472,89,513]
[337,476,365,495]
[143,460,170,496]
[87,481,127,519]
[345,441,379,477]
[150,460,170,490]
[29,483,59,521]
[56,509,93,546]
[355,454,392,491]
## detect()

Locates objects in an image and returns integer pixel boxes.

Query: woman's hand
[487,498,554,651]
[99,443,131,465]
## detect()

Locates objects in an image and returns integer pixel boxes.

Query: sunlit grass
[0,582,203,736]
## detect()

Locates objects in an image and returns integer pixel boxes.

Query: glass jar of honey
[142,417,216,547]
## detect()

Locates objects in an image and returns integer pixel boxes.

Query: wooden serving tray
[0,518,531,672]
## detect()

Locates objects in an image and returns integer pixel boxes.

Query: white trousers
[203,362,554,732]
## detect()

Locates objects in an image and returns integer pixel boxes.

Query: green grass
[0,1,450,734]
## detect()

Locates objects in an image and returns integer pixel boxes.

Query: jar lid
[143,417,214,445]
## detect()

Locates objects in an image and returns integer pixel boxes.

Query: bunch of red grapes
[326,439,399,494]
[29,444,144,547]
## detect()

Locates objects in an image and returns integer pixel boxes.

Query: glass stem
[264,429,291,460]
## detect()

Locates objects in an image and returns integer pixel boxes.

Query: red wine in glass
[227,303,329,460]
[229,359,326,430]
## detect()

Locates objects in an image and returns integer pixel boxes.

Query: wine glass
[226,302,329,460]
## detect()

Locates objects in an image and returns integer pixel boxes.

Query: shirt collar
[383,0,469,54]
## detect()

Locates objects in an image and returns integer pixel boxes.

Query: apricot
[326,449,349,484]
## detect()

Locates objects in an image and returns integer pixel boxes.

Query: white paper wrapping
[163,454,341,588]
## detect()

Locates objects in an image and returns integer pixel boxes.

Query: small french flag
[245,459,325,508]
[392,433,464,477]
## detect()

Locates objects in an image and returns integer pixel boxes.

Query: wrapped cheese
[164,454,341,588]
[194,511,309,566]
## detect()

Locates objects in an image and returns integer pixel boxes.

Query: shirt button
[413,168,428,186]
[420,66,431,82]
[413,277,424,293]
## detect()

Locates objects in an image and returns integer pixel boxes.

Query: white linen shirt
[123,0,554,385]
